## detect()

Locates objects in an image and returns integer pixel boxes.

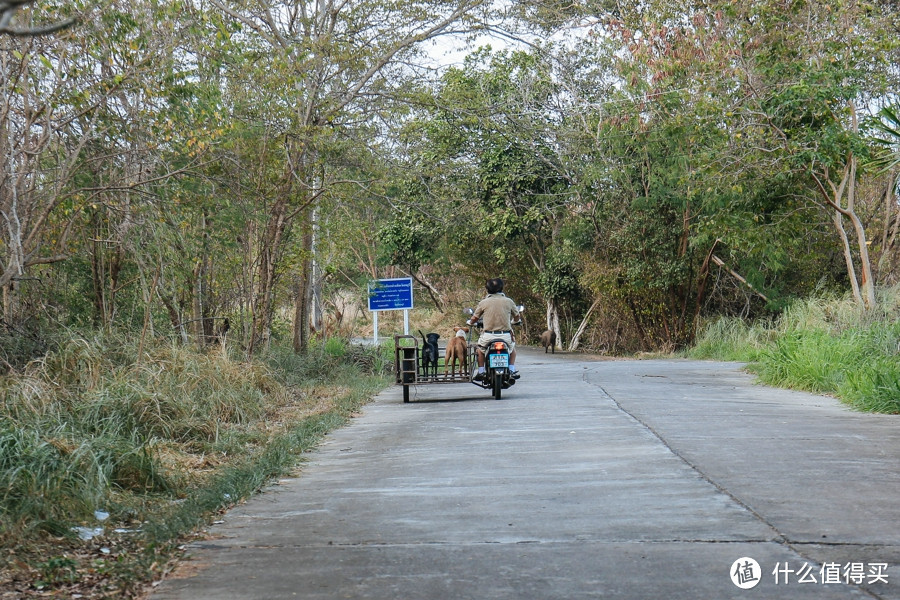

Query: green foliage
[376,207,442,272]
[534,243,586,319]
[265,338,393,386]
[755,326,900,414]
[35,556,79,589]
[689,317,772,362]
[5,4,900,596]
[558,0,900,348]
[404,47,582,334]
[323,337,348,358]
[0,327,390,598]
[583,105,713,347]
[869,104,900,173]
[9,0,900,363]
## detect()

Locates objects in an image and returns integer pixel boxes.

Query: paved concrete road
[152,349,900,600]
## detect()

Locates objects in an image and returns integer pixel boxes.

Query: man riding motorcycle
[466,278,521,381]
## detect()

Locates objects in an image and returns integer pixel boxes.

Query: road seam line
[582,369,886,600]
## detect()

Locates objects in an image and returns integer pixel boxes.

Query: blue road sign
[368,278,414,311]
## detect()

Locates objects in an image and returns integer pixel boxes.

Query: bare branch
[0,0,74,36]
[710,255,769,302]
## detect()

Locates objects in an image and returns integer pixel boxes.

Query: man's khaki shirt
[472,293,519,331]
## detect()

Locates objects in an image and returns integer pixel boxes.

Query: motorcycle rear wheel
[492,371,503,399]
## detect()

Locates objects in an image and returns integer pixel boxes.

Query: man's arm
[467,302,484,326]
[509,299,520,323]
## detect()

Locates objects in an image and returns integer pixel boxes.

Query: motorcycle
[464,305,524,400]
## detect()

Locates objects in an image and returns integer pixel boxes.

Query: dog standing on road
[541,329,557,353]
[444,326,469,376]
[419,330,440,376]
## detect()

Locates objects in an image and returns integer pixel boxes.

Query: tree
[0,0,74,36]
[376,197,445,310]
[543,0,899,325]
[410,48,584,344]
[208,0,493,354]
[732,0,893,309]
[690,0,898,309]
[0,1,169,319]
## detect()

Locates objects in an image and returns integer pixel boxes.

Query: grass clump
[690,288,900,413]
[688,316,773,362]
[754,326,900,413]
[0,331,391,598]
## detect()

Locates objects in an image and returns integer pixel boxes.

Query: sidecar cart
[394,335,477,403]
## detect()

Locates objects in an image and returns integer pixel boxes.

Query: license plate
[489,354,509,368]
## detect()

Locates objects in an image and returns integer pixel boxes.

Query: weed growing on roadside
[0,330,390,597]
[690,289,900,413]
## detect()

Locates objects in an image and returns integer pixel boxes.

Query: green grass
[689,289,900,413]
[688,316,774,362]
[0,331,391,597]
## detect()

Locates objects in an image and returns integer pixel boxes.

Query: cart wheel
[492,372,503,400]
[403,385,410,403]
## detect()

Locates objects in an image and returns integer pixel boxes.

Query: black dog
[419,330,440,376]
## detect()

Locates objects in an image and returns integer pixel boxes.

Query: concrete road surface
[151,348,900,600]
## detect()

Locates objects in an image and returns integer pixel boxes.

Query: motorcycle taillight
[492,341,505,351]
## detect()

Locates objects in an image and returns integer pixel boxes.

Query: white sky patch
[420,30,514,69]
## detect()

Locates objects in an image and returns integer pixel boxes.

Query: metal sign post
[368,278,414,344]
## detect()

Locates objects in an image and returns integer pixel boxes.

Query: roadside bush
[266,338,392,385]
[690,289,900,413]
[0,317,52,374]
[841,359,900,413]
[0,331,389,541]
[689,316,772,362]
[0,424,102,536]
[323,337,347,358]
[1,329,391,596]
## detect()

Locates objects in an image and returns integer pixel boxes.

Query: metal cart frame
[394,334,478,403]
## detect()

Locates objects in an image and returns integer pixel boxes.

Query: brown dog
[444,326,469,376]
[541,329,557,353]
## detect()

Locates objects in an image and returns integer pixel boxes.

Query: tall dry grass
[1,330,391,596]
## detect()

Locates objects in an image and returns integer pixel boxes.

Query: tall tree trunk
[160,290,188,346]
[569,298,601,351]
[812,104,876,309]
[292,277,303,353]
[693,240,719,336]
[192,211,212,346]
[310,206,324,335]
[877,173,897,276]
[108,242,123,327]
[249,197,289,355]
[814,151,873,308]
[832,211,863,305]
[90,214,107,328]
[296,220,313,354]
[845,156,876,308]
[625,296,650,351]
[546,299,561,350]
[191,259,204,346]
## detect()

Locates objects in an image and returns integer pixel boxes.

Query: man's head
[485,278,504,294]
